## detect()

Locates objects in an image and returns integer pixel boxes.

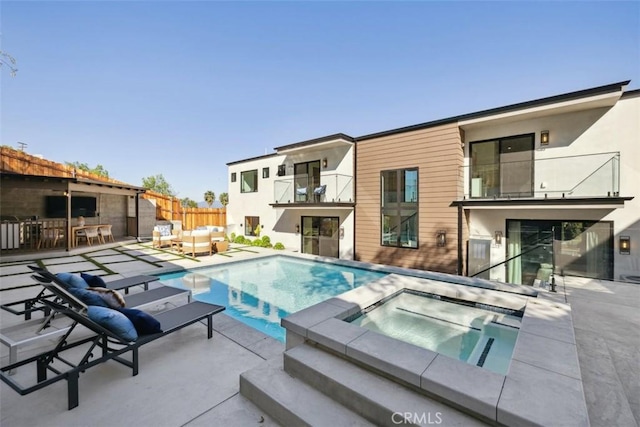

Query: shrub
[252,238,262,247]
[230,232,236,241]
[273,242,285,250]
[233,235,246,244]
[261,235,271,245]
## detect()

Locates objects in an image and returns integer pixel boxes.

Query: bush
[273,242,285,250]
[261,235,271,245]
[230,232,236,241]
[233,235,246,244]
[252,238,262,247]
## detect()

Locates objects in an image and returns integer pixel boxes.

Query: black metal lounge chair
[0,278,225,410]
[1,268,189,370]
[1,266,159,322]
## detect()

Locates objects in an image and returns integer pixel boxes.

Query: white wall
[464,93,640,280]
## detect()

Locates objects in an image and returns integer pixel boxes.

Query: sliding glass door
[294,161,321,202]
[506,219,613,285]
[301,216,339,257]
[471,134,533,198]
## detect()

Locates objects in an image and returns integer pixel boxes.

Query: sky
[1,1,639,203]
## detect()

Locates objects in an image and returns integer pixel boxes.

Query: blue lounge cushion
[87,306,138,342]
[56,272,89,289]
[117,308,163,335]
[67,287,109,307]
[81,273,107,288]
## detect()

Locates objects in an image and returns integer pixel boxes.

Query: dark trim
[226,152,278,167]
[357,80,629,142]
[450,196,633,208]
[274,133,355,152]
[269,202,355,208]
[621,88,640,99]
[0,172,146,193]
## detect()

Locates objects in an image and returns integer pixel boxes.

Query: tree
[0,51,17,76]
[65,161,110,178]
[181,197,198,208]
[219,192,229,207]
[142,174,175,196]
[204,190,216,207]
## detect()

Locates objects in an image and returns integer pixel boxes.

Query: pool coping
[281,273,589,426]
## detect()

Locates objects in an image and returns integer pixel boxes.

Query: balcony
[461,152,621,200]
[272,173,354,206]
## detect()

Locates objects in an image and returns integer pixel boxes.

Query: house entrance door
[301,216,339,257]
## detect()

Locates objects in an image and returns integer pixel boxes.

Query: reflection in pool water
[157,256,388,341]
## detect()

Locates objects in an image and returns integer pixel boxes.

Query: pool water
[157,256,388,342]
[350,292,521,374]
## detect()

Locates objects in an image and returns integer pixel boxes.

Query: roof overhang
[450,196,633,210]
[1,172,146,196]
[269,202,355,209]
[275,133,355,155]
[459,87,625,131]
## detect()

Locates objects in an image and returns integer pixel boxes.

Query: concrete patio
[0,241,638,426]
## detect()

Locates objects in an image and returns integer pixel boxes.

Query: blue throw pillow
[117,308,163,335]
[56,272,89,289]
[67,288,109,307]
[87,306,138,342]
[157,224,172,237]
[81,273,107,288]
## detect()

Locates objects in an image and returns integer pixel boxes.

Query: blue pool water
[157,255,388,342]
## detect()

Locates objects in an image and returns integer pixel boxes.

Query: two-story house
[228,81,639,283]
[226,134,356,258]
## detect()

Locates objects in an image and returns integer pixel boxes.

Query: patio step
[283,343,489,427]
[240,355,373,427]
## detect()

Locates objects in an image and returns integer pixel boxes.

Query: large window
[470,134,533,198]
[241,170,258,193]
[245,216,260,236]
[381,168,418,248]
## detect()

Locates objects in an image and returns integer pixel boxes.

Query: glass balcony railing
[461,151,620,199]
[273,173,354,205]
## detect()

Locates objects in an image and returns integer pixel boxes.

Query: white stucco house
[226,134,356,259]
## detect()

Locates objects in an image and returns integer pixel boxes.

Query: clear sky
[1,1,638,203]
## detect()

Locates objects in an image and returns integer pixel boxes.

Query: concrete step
[284,344,489,427]
[240,355,374,427]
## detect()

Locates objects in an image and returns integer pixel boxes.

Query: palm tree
[204,190,216,207]
[219,192,229,207]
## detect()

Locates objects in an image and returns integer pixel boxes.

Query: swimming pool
[157,255,388,341]
[349,291,521,374]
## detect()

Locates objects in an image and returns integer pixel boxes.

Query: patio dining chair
[37,227,64,250]
[75,226,102,246]
[98,224,115,243]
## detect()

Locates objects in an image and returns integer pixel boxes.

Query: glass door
[294,160,321,202]
[301,216,339,257]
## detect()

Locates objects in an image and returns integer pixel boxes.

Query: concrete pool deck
[0,241,638,426]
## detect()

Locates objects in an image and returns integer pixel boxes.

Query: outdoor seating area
[153,224,229,258]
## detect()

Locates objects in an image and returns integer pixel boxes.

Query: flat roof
[0,172,147,193]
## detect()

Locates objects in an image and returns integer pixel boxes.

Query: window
[470,134,533,198]
[277,165,286,176]
[262,167,270,179]
[381,168,418,248]
[241,170,258,193]
[244,216,260,236]
[231,172,236,183]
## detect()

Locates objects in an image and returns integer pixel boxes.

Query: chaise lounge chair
[0,268,187,370]
[0,275,225,410]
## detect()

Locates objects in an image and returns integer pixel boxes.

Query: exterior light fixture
[436,230,446,247]
[540,130,550,146]
[322,158,328,168]
[495,230,503,245]
[620,236,630,255]
[295,224,300,234]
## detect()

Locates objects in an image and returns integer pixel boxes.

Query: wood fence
[1,147,226,228]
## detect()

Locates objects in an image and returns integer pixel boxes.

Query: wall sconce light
[436,230,446,247]
[495,230,503,245]
[540,130,550,146]
[322,158,328,168]
[295,224,300,234]
[620,236,630,255]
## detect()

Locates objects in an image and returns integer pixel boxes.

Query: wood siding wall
[355,123,466,274]
[142,191,227,230]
